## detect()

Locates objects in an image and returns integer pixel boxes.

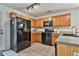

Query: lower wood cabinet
[31,32,42,43]
[56,43,79,56]
[31,33,37,43]
[57,43,68,56]
[52,33,59,45]
[36,33,42,42]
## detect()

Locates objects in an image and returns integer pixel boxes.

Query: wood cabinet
[31,19,44,28]
[52,33,59,45]
[31,20,36,27]
[31,33,37,43]
[31,14,71,27]
[61,14,71,26]
[52,13,71,27]
[35,20,40,27]
[52,16,61,27]
[56,43,79,56]
[36,18,45,28]
[31,32,42,43]
[36,33,42,42]
[57,43,68,56]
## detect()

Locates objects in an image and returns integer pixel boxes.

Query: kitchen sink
[62,34,79,37]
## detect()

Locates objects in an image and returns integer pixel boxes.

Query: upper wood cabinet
[52,13,71,27]
[36,18,45,28]
[31,13,71,27]
[35,20,40,27]
[52,16,61,27]
[31,19,36,27]
[61,14,71,26]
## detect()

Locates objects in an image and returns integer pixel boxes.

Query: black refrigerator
[10,17,31,52]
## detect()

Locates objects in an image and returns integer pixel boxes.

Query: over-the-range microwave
[44,20,53,27]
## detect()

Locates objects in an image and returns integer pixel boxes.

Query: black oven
[42,32,52,45]
[42,20,54,46]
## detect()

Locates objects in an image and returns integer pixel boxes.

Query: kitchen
[0,3,79,56]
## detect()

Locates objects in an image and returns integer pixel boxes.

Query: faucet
[34,28,37,32]
[71,26,77,35]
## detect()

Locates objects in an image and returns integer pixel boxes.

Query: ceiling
[1,3,79,18]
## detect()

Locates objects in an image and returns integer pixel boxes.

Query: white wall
[71,9,79,29]
[0,5,29,50]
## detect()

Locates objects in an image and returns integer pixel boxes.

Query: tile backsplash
[31,28,45,32]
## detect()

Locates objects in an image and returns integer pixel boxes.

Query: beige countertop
[56,35,79,45]
[31,31,44,33]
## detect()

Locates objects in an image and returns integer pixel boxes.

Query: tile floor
[17,43,55,56]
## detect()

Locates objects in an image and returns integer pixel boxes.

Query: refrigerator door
[16,18,31,52]
[10,18,17,52]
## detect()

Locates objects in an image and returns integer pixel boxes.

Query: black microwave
[44,20,53,27]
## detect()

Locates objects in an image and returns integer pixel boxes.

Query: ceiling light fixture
[26,3,40,11]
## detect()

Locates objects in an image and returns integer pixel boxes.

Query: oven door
[42,32,52,45]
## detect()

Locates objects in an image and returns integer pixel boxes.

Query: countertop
[31,31,44,33]
[31,31,59,35]
[56,35,79,46]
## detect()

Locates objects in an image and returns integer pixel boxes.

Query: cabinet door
[36,33,41,42]
[35,20,43,27]
[52,16,61,27]
[57,44,68,56]
[61,14,71,26]
[36,18,45,27]
[40,20,44,27]
[38,20,43,27]
[57,44,73,56]
[31,33,37,43]
[52,34,59,45]
[31,33,42,43]
[35,20,39,27]
[31,20,36,27]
